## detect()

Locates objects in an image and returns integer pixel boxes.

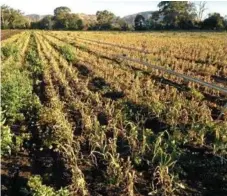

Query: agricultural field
[1,30,22,41]
[1,30,227,196]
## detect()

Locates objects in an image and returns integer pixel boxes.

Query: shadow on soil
[178,151,227,196]
[211,75,227,85]
[122,101,169,133]
[73,63,91,77]
[88,77,110,92]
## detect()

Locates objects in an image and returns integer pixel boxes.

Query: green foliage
[112,17,132,31]
[1,68,33,123]
[152,131,179,165]
[26,47,43,76]
[96,10,115,30]
[1,44,19,60]
[28,175,69,196]
[202,13,225,30]
[0,111,29,156]
[59,45,76,62]
[54,7,71,16]
[157,1,197,29]
[27,49,40,64]
[39,16,54,30]
[65,14,84,30]
[52,7,84,30]
[2,3,226,31]
[1,5,29,29]
[134,14,146,30]
[149,131,180,195]
[190,88,204,101]
[54,13,84,30]
[0,113,13,156]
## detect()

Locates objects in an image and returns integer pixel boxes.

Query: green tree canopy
[202,13,225,30]
[39,15,54,30]
[1,5,30,29]
[65,13,84,30]
[157,1,196,28]
[54,6,71,16]
[53,12,84,30]
[96,10,115,30]
[134,14,146,30]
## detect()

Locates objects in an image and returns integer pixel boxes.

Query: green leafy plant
[59,45,76,63]
[28,175,69,196]
[0,113,13,156]
[1,69,33,123]
[1,44,19,59]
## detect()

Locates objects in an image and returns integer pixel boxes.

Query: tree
[111,17,131,31]
[1,5,30,29]
[65,13,84,30]
[202,13,225,30]
[53,6,72,29]
[39,15,54,30]
[134,14,146,30]
[158,1,196,29]
[54,6,71,16]
[96,10,115,30]
[224,15,227,30]
[151,11,160,23]
[196,1,207,21]
[1,5,10,28]
[148,11,163,29]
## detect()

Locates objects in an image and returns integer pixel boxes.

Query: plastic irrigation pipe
[115,55,227,95]
[75,36,151,54]
[73,35,227,95]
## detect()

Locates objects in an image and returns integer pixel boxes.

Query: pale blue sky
[1,0,226,18]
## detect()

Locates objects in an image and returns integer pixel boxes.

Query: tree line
[1,2,227,31]
[135,1,227,30]
[1,5,131,30]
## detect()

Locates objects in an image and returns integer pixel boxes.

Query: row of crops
[1,31,227,196]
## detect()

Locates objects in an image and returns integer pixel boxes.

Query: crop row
[41,31,227,194]
[1,31,227,196]
[47,31,227,98]
[50,31,227,77]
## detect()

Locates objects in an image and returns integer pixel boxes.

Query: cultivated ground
[1,30,227,196]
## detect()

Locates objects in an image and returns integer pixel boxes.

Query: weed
[59,45,77,63]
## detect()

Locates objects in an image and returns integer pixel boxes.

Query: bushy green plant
[26,49,43,76]
[0,113,13,156]
[59,45,76,62]
[1,44,19,59]
[28,175,69,196]
[1,69,33,123]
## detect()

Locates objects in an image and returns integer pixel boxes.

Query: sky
[1,0,227,18]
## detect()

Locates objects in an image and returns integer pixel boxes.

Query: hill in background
[26,14,46,22]
[26,13,97,24]
[77,13,97,25]
[26,11,154,25]
[123,11,153,25]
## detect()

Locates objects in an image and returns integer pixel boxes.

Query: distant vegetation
[1,2,227,31]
